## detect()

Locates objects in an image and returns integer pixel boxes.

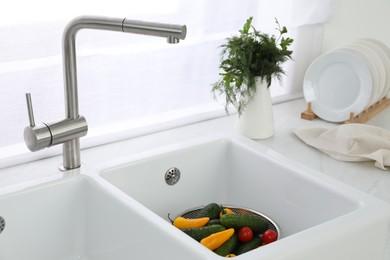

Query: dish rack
[301,97,390,123]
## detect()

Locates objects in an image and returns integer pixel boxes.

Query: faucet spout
[167,36,181,44]
[121,18,186,41]
[63,16,187,120]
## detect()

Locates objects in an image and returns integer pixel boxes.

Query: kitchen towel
[292,124,390,170]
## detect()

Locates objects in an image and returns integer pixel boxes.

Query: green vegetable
[235,236,263,255]
[207,218,221,226]
[195,203,221,219]
[220,214,268,234]
[214,233,238,256]
[181,224,226,241]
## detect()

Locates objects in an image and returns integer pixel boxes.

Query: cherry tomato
[262,229,278,244]
[237,226,253,243]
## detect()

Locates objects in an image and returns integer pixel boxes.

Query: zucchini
[235,236,263,255]
[220,214,268,234]
[214,233,238,256]
[195,203,221,219]
[181,224,226,241]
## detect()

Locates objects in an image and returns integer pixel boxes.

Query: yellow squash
[219,208,234,218]
[200,228,235,251]
[171,216,210,229]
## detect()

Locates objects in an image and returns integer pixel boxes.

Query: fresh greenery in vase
[212,17,294,115]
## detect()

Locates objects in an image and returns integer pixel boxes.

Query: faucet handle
[25,93,36,127]
[23,92,88,152]
[23,93,52,151]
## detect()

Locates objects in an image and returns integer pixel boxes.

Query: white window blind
[0,0,334,168]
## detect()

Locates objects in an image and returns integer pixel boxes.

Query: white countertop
[1,98,390,257]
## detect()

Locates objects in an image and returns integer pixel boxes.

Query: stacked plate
[303,38,390,123]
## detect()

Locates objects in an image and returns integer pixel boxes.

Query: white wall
[322,0,390,52]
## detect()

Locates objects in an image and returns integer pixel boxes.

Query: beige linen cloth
[292,124,390,170]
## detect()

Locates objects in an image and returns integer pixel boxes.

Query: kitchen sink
[0,174,205,260]
[99,134,390,259]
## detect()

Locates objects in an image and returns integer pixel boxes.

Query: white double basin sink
[0,134,389,259]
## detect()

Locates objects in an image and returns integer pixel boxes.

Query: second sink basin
[100,134,390,259]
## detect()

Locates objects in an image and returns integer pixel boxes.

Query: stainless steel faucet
[24,16,187,171]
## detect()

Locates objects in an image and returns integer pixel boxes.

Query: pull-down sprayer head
[120,18,186,44]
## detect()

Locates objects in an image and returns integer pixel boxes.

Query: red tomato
[237,227,253,243]
[262,229,278,244]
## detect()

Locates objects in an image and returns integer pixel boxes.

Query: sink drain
[165,167,181,185]
[0,216,5,233]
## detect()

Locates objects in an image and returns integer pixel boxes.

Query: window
[0,0,334,168]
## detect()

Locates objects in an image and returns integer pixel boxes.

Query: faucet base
[62,138,82,170]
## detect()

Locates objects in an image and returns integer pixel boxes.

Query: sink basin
[0,174,205,260]
[99,134,390,259]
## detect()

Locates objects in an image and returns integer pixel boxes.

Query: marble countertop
[1,98,390,257]
[3,98,390,204]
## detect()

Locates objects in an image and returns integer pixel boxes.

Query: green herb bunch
[212,17,293,115]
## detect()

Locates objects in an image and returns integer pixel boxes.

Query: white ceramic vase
[235,78,274,139]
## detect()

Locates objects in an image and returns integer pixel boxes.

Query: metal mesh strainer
[176,204,281,239]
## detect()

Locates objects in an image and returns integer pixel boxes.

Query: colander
[175,204,281,239]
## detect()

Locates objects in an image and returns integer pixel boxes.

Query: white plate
[344,42,385,105]
[303,49,372,123]
[339,45,378,107]
[357,40,388,100]
[362,39,390,99]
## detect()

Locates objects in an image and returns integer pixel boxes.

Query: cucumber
[195,203,221,219]
[181,224,226,241]
[220,214,268,234]
[207,218,221,226]
[214,233,238,256]
[235,236,263,255]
